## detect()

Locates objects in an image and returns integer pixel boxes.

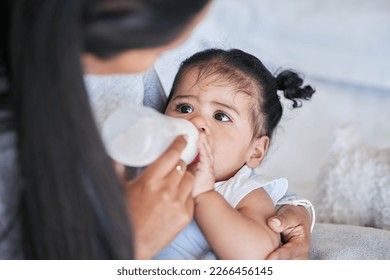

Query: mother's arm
[125,136,195,259]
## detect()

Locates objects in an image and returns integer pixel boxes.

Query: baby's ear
[246,136,269,168]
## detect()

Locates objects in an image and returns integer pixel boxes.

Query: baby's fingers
[198,134,213,164]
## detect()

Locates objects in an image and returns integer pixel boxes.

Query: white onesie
[153,165,288,260]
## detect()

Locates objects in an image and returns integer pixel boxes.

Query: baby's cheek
[213,159,228,181]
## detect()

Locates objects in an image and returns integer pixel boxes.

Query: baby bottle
[101,104,199,167]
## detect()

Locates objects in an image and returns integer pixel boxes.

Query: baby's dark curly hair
[168,48,315,140]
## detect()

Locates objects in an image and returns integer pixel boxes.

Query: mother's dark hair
[84,0,209,58]
[3,0,209,259]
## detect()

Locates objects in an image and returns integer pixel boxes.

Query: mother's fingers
[176,171,195,203]
[185,195,195,218]
[160,162,194,205]
[266,241,307,260]
[164,159,187,186]
[144,135,188,178]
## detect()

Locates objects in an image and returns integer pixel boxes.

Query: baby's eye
[176,104,193,114]
[214,112,231,122]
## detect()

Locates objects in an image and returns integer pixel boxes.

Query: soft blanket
[310,224,390,260]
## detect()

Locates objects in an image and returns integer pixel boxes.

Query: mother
[0,0,310,259]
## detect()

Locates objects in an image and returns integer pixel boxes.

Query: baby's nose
[191,116,209,135]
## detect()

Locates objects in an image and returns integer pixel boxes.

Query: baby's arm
[195,187,280,259]
[192,135,281,259]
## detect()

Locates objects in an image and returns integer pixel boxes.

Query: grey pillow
[310,223,390,260]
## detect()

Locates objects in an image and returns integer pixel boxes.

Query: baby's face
[165,70,257,181]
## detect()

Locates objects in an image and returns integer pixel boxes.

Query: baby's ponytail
[276,70,315,108]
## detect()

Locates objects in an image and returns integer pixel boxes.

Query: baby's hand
[192,134,215,197]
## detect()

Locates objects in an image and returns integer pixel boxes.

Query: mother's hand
[125,135,195,259]
[265,205,311,260]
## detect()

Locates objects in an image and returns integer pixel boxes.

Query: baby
[154,48,315,259]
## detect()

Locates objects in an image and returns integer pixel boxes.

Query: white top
[215,165,288,208]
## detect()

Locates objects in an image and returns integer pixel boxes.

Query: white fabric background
[154,0,390,199]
